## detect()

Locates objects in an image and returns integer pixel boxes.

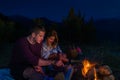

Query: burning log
[97,65,115,80]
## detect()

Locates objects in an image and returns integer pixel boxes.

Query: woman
[41,30,74,80]
[41,30,68,62]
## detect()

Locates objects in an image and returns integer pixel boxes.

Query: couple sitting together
[9,25,74,80]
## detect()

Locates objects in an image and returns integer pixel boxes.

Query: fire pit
[71,59,115,80]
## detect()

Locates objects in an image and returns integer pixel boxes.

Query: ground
[0,43,120,79]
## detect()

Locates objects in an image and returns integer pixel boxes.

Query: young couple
[9,25,73,80]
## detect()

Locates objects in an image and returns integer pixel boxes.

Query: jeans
[23,67,54,80]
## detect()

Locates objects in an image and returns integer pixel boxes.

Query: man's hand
[34,66,45,75]
[38,59,52,66]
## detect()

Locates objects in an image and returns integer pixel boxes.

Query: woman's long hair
[46,30,58,48]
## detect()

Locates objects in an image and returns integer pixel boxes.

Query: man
[9,25,63,80]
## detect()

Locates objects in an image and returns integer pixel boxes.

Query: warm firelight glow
[82,59,96,78]
[94,67,97,80]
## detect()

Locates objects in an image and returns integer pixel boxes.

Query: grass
[0,43,13,68]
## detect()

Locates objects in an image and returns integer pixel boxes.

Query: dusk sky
[0,0,120,22]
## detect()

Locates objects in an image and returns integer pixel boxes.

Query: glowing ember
[94,67,97,80]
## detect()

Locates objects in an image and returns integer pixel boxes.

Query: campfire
[82,59,97,80]
[81,59,115,80]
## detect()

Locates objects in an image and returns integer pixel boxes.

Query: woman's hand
[59,54,69,62]
[55,60,64,67]
[48,53,57,59]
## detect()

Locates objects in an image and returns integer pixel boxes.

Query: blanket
[0,68,14,80]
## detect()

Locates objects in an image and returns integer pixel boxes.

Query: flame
[82,59,97,79]
[94,67,97,80]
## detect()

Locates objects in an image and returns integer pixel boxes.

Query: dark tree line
[0,8,96,45]
[58,8,96,45]
[0,16,15,43]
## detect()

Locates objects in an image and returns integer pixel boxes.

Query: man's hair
[29,25,46,34]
